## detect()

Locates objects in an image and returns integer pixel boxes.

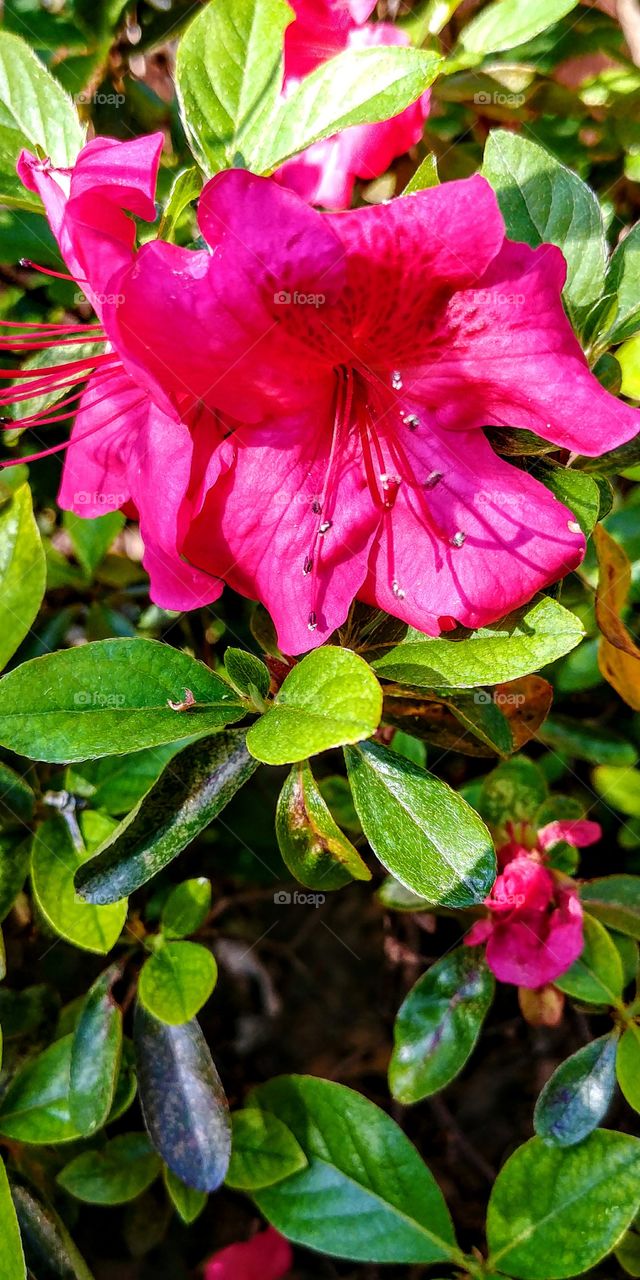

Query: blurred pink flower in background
[465,819,601,988]
[276,0,431,207]
[204,1226,292,1280]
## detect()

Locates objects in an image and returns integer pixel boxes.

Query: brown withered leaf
[495,675,554,749]
[593,523,640,710]
[383,694,495,756]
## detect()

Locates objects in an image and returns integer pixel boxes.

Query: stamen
[1,393,146,468]
[450,531,466,548]
[303,556,313,575]
[380,473,401,510]
[424,471,443,489]
[19,260,83,283]
[318,519,332,534]
[308,611,318,631]
[392,580,405,600]
[391,370,403,391]
[402,413,420,431]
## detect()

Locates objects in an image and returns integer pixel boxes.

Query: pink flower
[6,145,639,653]
[276,0,431,207]
[203,1227,292,1280]
[465,821,601,989]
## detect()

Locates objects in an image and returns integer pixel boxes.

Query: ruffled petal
[485,891,584,988]
[488,855,554,916]
[359,422,585,634]
[403,240,639,455]
[182,397,381,655]
[538,819,602,850]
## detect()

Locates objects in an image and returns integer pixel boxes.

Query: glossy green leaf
[0,762,35,825]
[479,756,547,828]
[0,833,30,922]
[138,942,217,1026]
[62,511,125,580]
[602,221,640,344]
[157,166,203,242]
[533,1034,618,1147]
[66,743,182,817]
[58,1134,161,1205]
[458,0,578,56]
[0,1034,79,1144]
[580,876,640,939]
[555,914,624,1005]
[163,1167,207,1224]
[70,966,123,1136]
[134,1004,231,1192]
[162,878,212,939]
[616,1221,640,1278]
[75,732,258,904]
[0,639,246,762]
[0,484,46,671]
[345,740,495,906]
[535,468,601,538]
[227,1108,307,1189]
[31,817,127,954]
[389,948,494,1103]
[224,648,270,701]
[482,130,606,331]
[540,716,637,767]
[403,152,439,193]
[0,31,84,209]
[10,1182,93,1280]
[176,0,293,174]
[372,598,584,689]
[0,1161,25,1280]
[251,1074,458,1263]
[247,647,382,765]
[276,759,370,890]
[617,1025,640,1112]
[486,1131,640,1278]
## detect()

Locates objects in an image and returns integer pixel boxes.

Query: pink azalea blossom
[465,819,601,989]
[276,0,430,208]
[6,141,640,653]
[203,1227,292,1280]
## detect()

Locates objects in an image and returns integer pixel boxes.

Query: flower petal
[204,1227,293,1280]
[485,891,584,988]
[359,422,585,633]
[538,819,602,850]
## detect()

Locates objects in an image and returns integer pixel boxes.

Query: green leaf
[403,153,439,194]
[389,948,494,1103]
[134,1004,231,1192]
[275,760,370,890]
[580,876,640,939]
[478,756,547,828]
[554,914,624,1006]
[163,1167,207,1224]
[616,1222,640,1278]
[539,717,637,767]
[176,0,293,174]
[0,639,246,762]
[602,221,640,345]
[75,732,258,904]
[162,878,212,939]
[63,510,125,580]
[0,762,34,826]
[224,648,270,701]
[0,484,46,672]
[535,468,601,538]
[157,166,203,242]
[226,1108,307,1189]
[345,740,495,907]
[0,31,84,208]
[10,1182,94,1280]
[593,766,640,817]
[616,1025,640,1112]
[138,942,218,1026]
[0,1034,80,1144]
[372,598,584,690]
[258,45,441,173]
[458,0,578,57]
[58,1134,161,1205]
[70,966,123,1136]
[482,130,606,332]
[250,1074,458,1264]
[31,817,127,954]
[486,1131,640,1279]
[0,834,30,922]
[246,647,382,765]
[66,743,182,817]
[533,1034,618,1147]
[0,1160,25,1280]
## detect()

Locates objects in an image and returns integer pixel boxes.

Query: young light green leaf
[555,914,624,1006]
[176,0,292,173]
[478,756,547,828]
[162,878,212,939]
[403,152,439,193]
[482,130,606,332]
[389,948,494,1103]
[63,510,125,580]
[533,1034,619,1147]
[250,1074,458,1263]
[0,32,84,208]
[617,1025,640,1113]
[227,1108,307,1189]
[138,942,218,1026]
[0,484,45,672]
[486,1131,640,1278]
[70,966,123,1136]
[75,732,258,904]
[57,1134,161,1205]
[0,1035,80,1144]
[458,0,578,57]
[224,648,270,701]
[0,1160,25,1280]
[276,759,370,890]
[163,1167,207,1224]
[601,221,640,345]
[134,1005,231,1192]
[247,647,382,765]
[345,740,495,907]
[157,166,203,242]
[372,598,584,689]
[580,876,640,939]
[0,639,246,762]
[31,817,127,954]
